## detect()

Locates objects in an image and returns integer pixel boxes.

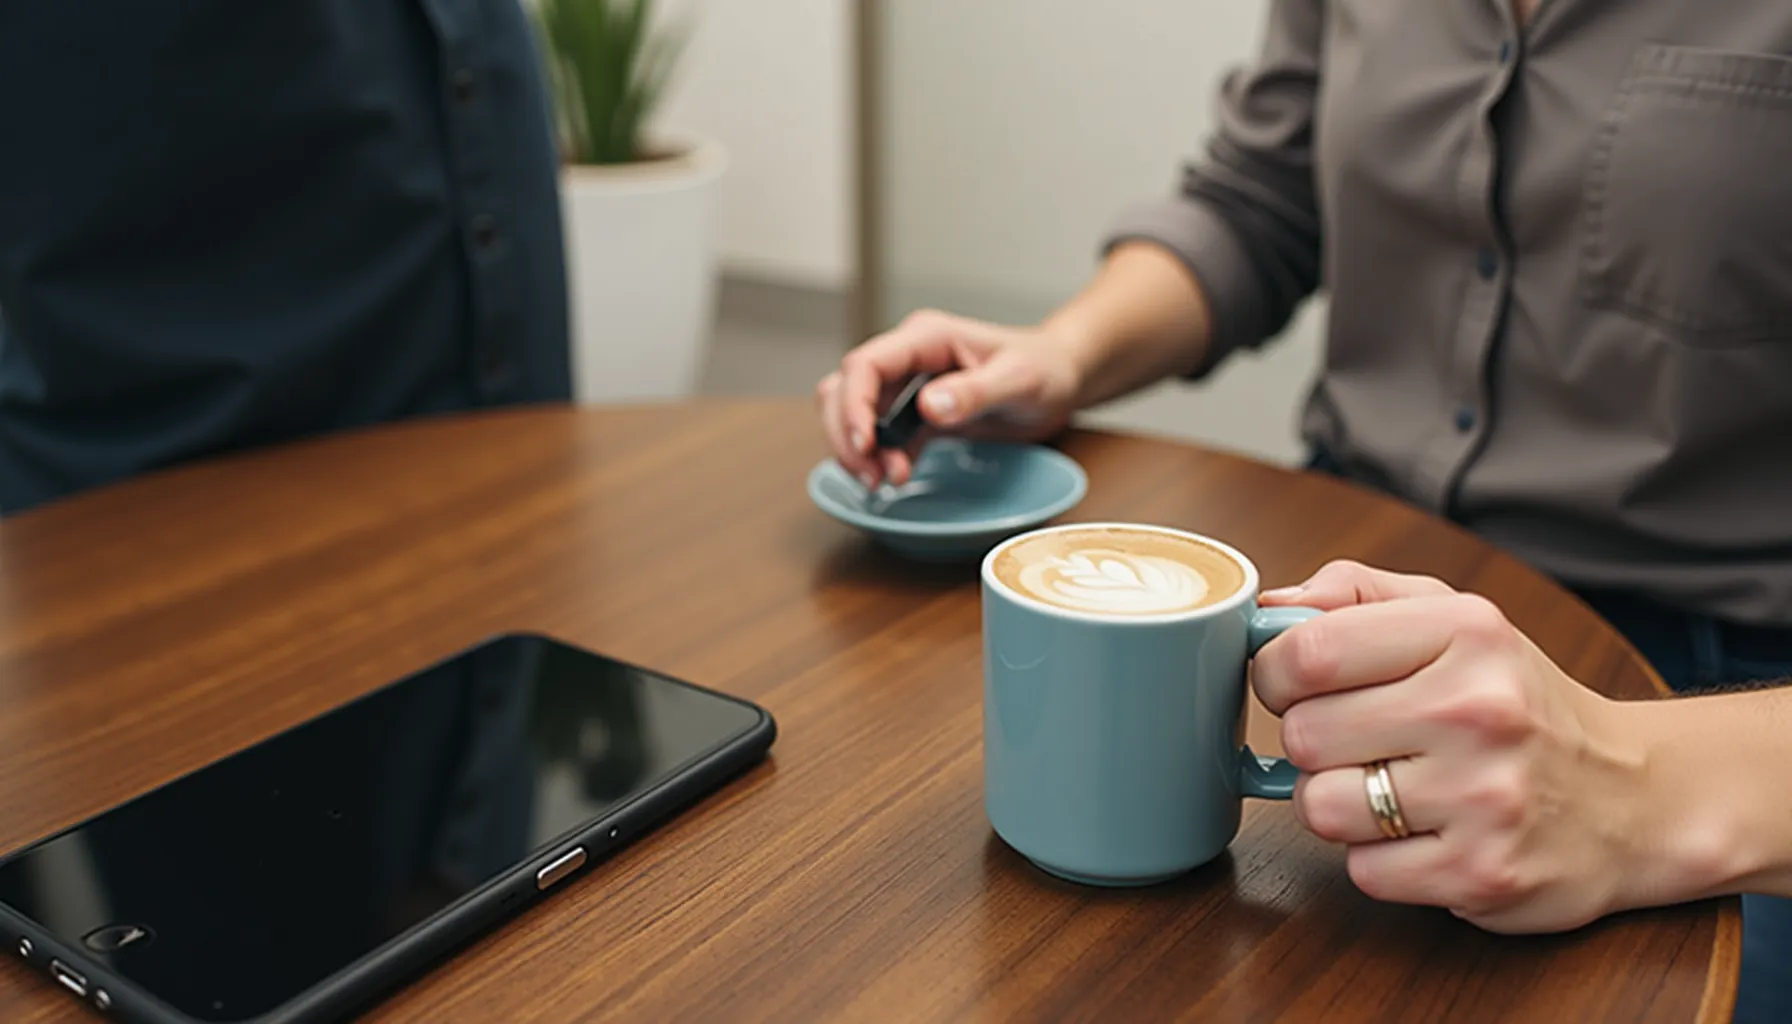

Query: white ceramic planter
[559,134,728,404]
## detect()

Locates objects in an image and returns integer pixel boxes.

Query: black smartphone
[0,633,776,1023]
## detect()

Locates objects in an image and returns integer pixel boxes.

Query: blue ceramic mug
[980,522,1321,886]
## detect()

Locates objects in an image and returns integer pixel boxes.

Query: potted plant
[536,0,728,404]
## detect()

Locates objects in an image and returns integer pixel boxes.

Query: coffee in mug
[988,524,1248,617]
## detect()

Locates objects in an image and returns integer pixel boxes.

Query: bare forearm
[1041,241,1214,410]
[1619,685,1792,905]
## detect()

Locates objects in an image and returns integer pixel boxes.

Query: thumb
[917,354,1045,428]
[1260,559,1457,611]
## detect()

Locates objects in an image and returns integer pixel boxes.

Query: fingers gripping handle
[1238,605,1323,800]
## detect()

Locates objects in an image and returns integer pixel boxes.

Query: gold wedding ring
[1363,760,1411,840]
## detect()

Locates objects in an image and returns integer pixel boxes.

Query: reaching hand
[815,309,1084,489]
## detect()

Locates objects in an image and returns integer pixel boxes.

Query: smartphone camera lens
[83,924,154,953]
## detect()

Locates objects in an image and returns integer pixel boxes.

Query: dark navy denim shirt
[0,0,573,512]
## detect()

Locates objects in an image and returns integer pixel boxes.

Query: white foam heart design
[1017,548,1210,614]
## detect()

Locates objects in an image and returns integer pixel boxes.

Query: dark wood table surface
[0,400,1738,1023]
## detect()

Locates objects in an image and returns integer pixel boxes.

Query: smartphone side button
[95,989,113,1011]
[50,959,88,997]
[535,847,588,891]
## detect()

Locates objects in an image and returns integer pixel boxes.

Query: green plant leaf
[634,24,688,154]
[530,0,687,166]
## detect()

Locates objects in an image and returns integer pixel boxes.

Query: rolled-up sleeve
[1104,0,1325,377]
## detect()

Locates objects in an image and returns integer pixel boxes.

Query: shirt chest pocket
[1582,45,1792,346]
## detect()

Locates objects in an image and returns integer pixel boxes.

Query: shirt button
[452,68,478,105]
[1476,248,1499,280]
[1497,41,1512,64]
[1454,407,1478,433]
[471,214,499,250]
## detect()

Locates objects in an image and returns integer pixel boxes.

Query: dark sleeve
[1103,0,1325,378]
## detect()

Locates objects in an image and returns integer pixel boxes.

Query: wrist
[1036,309,1110,410]
[1037,242,1214,410]
[1608,697,1756,909]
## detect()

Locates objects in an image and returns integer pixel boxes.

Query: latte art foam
[991,526,1249,617]
[1018,549,1210,615]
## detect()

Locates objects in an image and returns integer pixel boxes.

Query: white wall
[654,0,858,289]
[878,1,1325,465]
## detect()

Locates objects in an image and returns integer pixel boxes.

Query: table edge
[1699,900,1744,1024]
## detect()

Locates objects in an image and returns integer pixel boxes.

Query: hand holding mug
[1255,561,1663,933]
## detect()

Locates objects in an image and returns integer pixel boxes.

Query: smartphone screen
[0,635,765,1022]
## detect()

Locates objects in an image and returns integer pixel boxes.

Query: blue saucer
[807,440,1088,562]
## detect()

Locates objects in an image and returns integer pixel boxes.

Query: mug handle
[1236,605,1324,801]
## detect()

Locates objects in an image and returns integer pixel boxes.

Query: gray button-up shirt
[1109,0,1792,626]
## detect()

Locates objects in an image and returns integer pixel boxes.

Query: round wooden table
[0,400,1739,1023]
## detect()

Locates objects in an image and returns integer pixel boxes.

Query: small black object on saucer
[875,372,935,450]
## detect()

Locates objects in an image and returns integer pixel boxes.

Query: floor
[695,276,849,400]
[696,276,1316,467]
